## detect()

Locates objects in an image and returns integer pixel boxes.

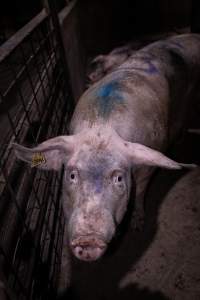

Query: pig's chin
[70,235,107,261]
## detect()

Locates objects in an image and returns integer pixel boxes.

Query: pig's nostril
[74,246,83,256]
[73,245,105,261]
[70,237,107,261]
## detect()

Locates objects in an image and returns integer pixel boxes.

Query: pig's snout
[68,204,116,261]
[70,236,107,261]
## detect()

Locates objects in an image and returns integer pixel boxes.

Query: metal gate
[0,3,74,299]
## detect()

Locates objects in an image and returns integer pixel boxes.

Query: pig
[86,31,182,86]
[13,34,199,262]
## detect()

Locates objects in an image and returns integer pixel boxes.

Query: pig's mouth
[70,235,107,261]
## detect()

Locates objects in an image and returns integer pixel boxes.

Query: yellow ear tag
[31,152,46,168]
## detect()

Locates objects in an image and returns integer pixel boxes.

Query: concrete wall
[77,0,192,58]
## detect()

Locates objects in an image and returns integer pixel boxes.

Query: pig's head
[13,128,196,261]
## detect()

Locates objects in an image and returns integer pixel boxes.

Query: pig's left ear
[13,135,76,171]
[124,142,196,169]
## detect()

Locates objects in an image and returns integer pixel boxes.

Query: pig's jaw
[70,235,107,261]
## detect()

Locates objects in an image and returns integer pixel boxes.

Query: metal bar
[0,9,48,63]
[0,247,27,299]
[19,44,42,119]
[0,3,73,298]
[2,31,53,99]
[47,0,75,112]
[59,0,78,26]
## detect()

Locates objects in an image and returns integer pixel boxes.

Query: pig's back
[70,34,200,149]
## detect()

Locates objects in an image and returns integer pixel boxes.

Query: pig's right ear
[12,135,76,171]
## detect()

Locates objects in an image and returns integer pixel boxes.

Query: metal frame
[0,2,74,299]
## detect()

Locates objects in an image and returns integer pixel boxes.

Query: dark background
[0,0,199,51]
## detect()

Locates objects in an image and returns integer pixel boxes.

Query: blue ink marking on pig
[96,81,124,117]
[87,162,104,193]
[159,40,184,50]
[87,156,112,193]
[120,54,158,75]
[94,179,103,194]
[142,57,158,74]
[170,41,184,49]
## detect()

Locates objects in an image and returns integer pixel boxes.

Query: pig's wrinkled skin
[13,34,199,262]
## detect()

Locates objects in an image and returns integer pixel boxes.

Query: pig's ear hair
[12,136,76,171]
[124,142,197,169]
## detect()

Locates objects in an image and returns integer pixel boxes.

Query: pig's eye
[69,170,78,183]
[117,176,122,182]
[113,172,124,185]
[112,172,126,194]
[71,173,75,180]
